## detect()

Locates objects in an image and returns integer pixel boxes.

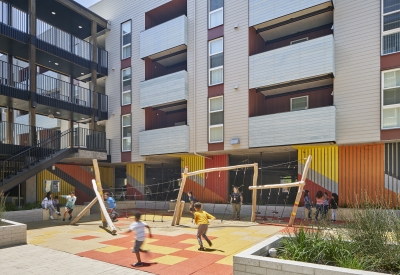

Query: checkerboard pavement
[26,214,286,275]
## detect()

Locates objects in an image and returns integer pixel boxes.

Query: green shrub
[0,191,6,220]
[5,203,18,212]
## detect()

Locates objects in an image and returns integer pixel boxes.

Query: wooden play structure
[70,159,117,235]
[171,155,312,227]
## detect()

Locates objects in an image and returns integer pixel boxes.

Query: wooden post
[171,167,188,226]
[70,197,98,225]
[251,163,259,222]
[175,200,185,225]
[91,180,117,234]
[288,155,312,227]
[92,159,106,226]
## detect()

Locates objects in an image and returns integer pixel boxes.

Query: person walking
[193,202,215,251]
[230,186,243,220]
[127,212,152,267]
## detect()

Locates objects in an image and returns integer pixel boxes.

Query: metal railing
[72,127,106,151]
[98,93,108,112]
[98,46,108,69]
[0,0,28,33]
[36,73,92,107]
[0,121,59,146]
[106,139,111,155]
[37,19,92,61]
[0,60,29,90]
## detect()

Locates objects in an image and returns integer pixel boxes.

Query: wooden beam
[175,200,185,225]
[171,167,188,226]
[249,181,305,190]
[289,155,312,227]
[70,197,98,225]
[186,163,257,177]
[251,163,259,222]
[91,179,117,234]
[92,159,106,225]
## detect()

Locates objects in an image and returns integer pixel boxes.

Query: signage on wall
[43,180,60,193]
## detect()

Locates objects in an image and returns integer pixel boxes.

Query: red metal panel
[208,84,224,97]
[208,25,224,40]
[249,89,266,117]
[381,51,400,71]
[205,155,229,202]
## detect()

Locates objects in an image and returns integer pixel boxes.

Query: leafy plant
[0,190,6,221]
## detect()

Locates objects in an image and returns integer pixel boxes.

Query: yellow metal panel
[126,163,144,184]
[181,156,205,178]
[99,167,114,188]
[36,169,74,204]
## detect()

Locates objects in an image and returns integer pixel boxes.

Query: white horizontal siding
[249,34,335,89]
[140,70,188,108]
[249,106,336,148]
[140,15,188,59]
[139,125,189,155]
[249,0,330,27]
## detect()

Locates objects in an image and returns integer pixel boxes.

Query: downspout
[192,0,211,160]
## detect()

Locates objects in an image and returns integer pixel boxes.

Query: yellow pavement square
[143,238,159,244]
[95,246,126,253]
[151,255,188,265]
[216,255,234,265]
[180,239,198,245]
[28,239,46,245]
[141,244,180,255]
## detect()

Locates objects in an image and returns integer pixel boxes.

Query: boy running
[127,212,152,267]
[193,202,215,251]
[62,191,76,221]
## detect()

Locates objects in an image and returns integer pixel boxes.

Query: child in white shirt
[126,212,152,267]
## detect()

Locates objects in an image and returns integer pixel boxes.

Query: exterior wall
[25,175,37,203]
[0,219,26,248]
[224,0,249,151]
[140,70,188,108]
[249,34,335,89]
[139,15,188,58]
[126,163,145,198]
[249,106,336,148]
[249,0,330,27]
[334,0,381,144]
[139,125,190,155]
[384,143,400,207]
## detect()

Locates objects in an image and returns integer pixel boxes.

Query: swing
[160,180,173,222]
[221,168,238,222]
[262,188,272,221]
[279,187,291,220]
[152,183,160,222]
[271,188,281,220]
[212,171,221,214]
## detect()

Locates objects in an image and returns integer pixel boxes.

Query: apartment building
[2,0,399,209]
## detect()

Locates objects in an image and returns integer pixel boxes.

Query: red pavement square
[170,250,203,259]
[72,235,99,241]
[100,236,133,245]
[192,263,233,275]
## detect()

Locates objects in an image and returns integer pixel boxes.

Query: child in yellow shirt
[193,202,216,251]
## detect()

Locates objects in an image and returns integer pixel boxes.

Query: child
[314,191,324,221]
[41,191,61,220]
[330,193,339,222]
[188,191,197,222]
[193,202,215,251]
[230,186,243,220]
[127,212,152,267]
[323,192,329,220]
[104,192,118,222]
[62,191,77,221]
[53,195,60,213]
[304,190,312,219]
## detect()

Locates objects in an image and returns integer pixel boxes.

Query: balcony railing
[0,60,29,91]
[0,1,29,42]
[249,106,336,148]
[73,127,106,151]
[36,73,92,107]
[98,93,108,112]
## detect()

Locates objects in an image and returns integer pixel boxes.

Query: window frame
[290,37,309,45]
[209,6,223,29]
[209,38,224,86]
[121,114,132,152]
[121,67,132,106]
[382,68,400,129]
[290,95,309,111]
[208,96,224,143]
[381,0,400,55]
[121,20,132,60]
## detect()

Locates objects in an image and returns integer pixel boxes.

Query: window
[122,114,131,152]
[121,21,131,59]
[382,0,400,54]
[209,0,223,29]
[209,96,223,143]
[122,68,131,105]
[291,96,308,111]
[209,38,223,86]
[382,69,400,128]
[290,37,309,45]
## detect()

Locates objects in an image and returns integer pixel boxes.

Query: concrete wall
[25,176,37,204]
[3,209,43,223]
[0,219,26,248]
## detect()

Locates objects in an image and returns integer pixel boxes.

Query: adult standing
[230,186,243,220]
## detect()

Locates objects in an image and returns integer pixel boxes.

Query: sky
[74,0,101,8]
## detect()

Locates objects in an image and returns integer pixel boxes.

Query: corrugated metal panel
[250,106,336,148]
[384,143,400,208]
[249,35,335,89]
[297,145,338,204]
[37,169,74,205]
[205,155,229,202]
[99,167,114,188]
[339,144,384,207]
[126,163,145,196]
[181,156,206,202]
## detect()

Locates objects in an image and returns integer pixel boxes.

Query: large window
[121,21,131,59]
[122,114,131,152]
[382,69,400,128]
[122,68,131,105]
[209,38,223,86]
[209,0,223,29]
[209,96,223,143]
[382,0,400,54]
[291,96,308,111]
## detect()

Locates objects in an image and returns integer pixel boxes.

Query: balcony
[140,15,188,60]
[249,0,332,27]
[249,106,336,148]
[139,125,189,156]
[249,34,334,90]
[140,70,188,109]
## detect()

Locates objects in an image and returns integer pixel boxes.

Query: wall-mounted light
[230,138,240,145]
[52,12,56,15]
[233,24,239,29]
[233,84,239,89]
[52,165,55,171]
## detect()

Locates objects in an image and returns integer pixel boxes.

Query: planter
[42,205,90,220]
[233,235,385,275]
[0,219,27,248]
[3,209,43,223]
